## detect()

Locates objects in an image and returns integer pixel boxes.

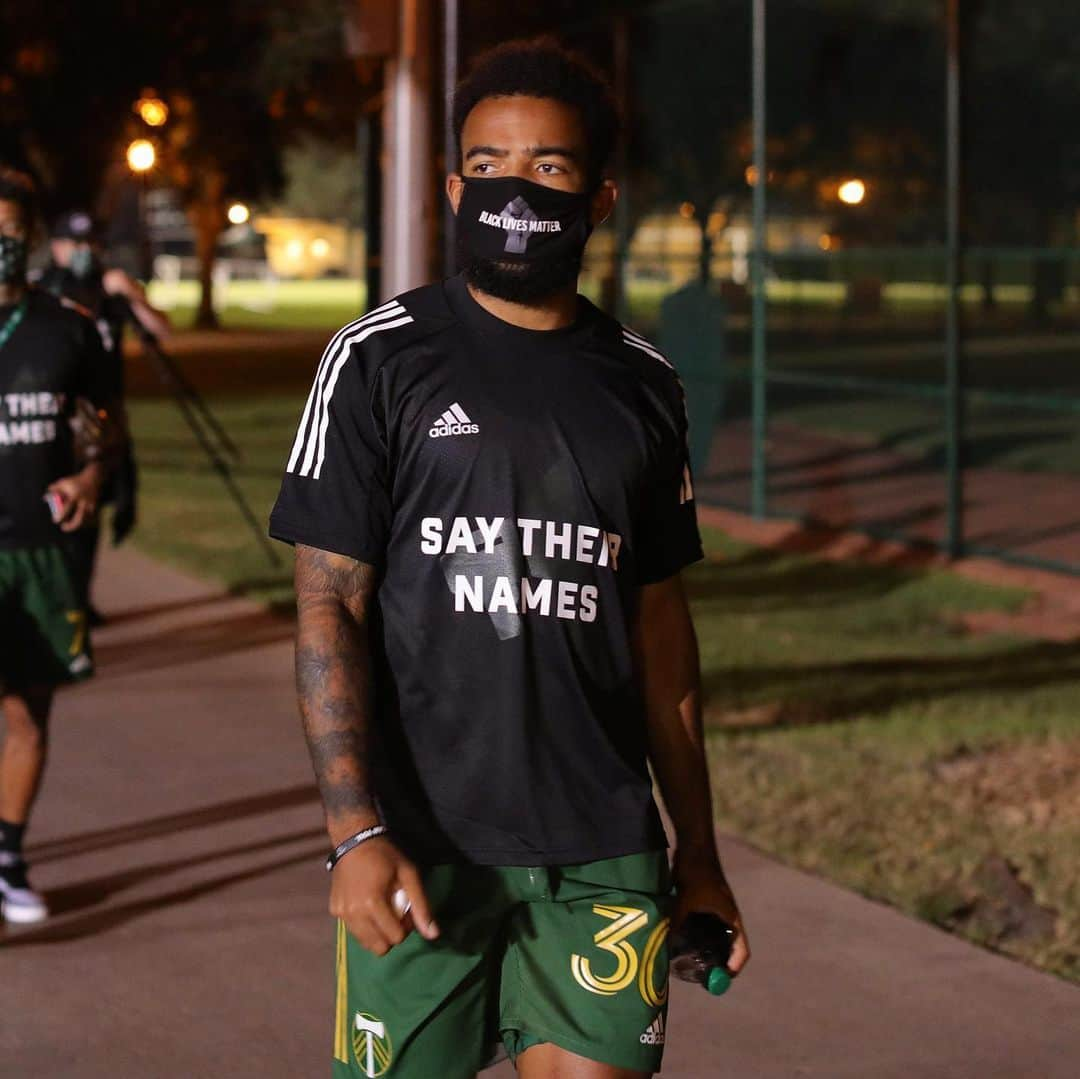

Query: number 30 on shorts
[570,904,669,1006]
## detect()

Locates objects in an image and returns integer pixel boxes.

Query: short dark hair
[452,37,619,189]
[0,165,38,231]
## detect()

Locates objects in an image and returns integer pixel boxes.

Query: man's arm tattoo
[294,545,380,834]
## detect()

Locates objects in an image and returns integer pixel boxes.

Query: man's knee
[2,691,54,745]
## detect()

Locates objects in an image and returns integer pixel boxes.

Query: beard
[457,234,583,304]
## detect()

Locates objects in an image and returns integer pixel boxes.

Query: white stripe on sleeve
[286,302,402,473]
[308,315,415,479]
[296,304,406,476]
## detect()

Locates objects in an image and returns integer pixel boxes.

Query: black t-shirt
[270,275,704,866]
[36,264,127,394]
[0,289,111,548]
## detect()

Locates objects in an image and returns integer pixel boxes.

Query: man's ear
[590,179,617,229]
[446,174,465,214]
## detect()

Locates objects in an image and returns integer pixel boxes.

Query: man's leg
[0,687,54,923]
[499,854,671,1077]
[516,1043,649,1079]
[63,527,104,624]
[0,687,53,823]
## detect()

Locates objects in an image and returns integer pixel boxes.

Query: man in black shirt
[271,40,749,1078]
[37,210,170,615]
[0,167,115,924]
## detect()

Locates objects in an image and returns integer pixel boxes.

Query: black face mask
[455,177,593,304]
[0,235,28,285]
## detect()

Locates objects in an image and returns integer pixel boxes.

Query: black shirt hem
[0,532,64,552]
[411,839,669,869]
[637,544,706,585]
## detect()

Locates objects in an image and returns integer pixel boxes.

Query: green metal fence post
[751,0,768,519]
[944,0,963,557]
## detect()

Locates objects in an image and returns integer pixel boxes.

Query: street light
[838,178,866,205]
[227,202,250,225]
[127,139,156,173]
[136,94,169,127]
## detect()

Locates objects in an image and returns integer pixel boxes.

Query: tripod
[125,309,282,569]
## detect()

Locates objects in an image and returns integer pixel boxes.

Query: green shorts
[0,545,93,690]
[333,852,672,1078]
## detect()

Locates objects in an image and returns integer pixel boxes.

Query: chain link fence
[568,0,1080,573]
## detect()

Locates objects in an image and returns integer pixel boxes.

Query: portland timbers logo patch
[352,1012,393,1077]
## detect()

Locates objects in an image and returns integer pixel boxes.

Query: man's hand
[101,267,137,300]
[47,463,104,532]
[292,546,438,956]
[330,836,439,956]
[673,855,751,976]
[102,268,172,338]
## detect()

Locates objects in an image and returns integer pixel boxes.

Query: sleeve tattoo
[294,545,380,829]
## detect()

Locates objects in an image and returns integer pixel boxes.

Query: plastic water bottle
[670,912,736,996]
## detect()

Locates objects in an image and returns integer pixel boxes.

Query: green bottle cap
[706,967,731,996]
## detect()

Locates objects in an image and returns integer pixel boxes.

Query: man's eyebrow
[528,145,579,160]
[465,145,509,160]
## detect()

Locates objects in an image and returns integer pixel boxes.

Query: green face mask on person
[0,234,28,285]
[68,244,96,280]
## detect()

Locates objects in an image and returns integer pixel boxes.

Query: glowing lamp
[838,179,866,205]
[137,97,169,127]
[126,139,156,173]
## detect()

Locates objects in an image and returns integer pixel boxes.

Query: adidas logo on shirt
[429,402,479,439]
[639,1013,665,1046]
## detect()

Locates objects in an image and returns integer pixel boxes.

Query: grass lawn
[146,279,369,331]
[127,393,306,609]
[125,384,1078,985]
[692,527,1078,983]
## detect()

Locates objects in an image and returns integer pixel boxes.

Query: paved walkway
[701,419,1080,572]
[697,505,1080,643]
[1,546,1075,1078]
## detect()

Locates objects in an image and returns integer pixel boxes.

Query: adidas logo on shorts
[429,402,479,439]
[639,1013,665,1046]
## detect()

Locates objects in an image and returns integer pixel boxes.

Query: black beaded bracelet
[325,824,388,872]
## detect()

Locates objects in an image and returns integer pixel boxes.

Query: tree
[276,136,366,225]
[141,3,285,328]
[0,5,145,212]
[962,2,1080,320]
[629,0,954,276]
[632,1,751,285]
[1,2,291,328]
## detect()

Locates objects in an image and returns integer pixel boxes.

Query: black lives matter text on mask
[420,515,622,624]
[477,210,563,235]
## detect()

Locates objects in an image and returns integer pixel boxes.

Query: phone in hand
[43,490,68,524]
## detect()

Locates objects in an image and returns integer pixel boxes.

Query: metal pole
[382,0,431,299]
[944,0,963,557]
[362,114,382,311]
[750,0,767,519]
[442,0,459,276]
[613,14,631,324]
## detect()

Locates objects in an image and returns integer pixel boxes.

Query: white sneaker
[0,851,49,924]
